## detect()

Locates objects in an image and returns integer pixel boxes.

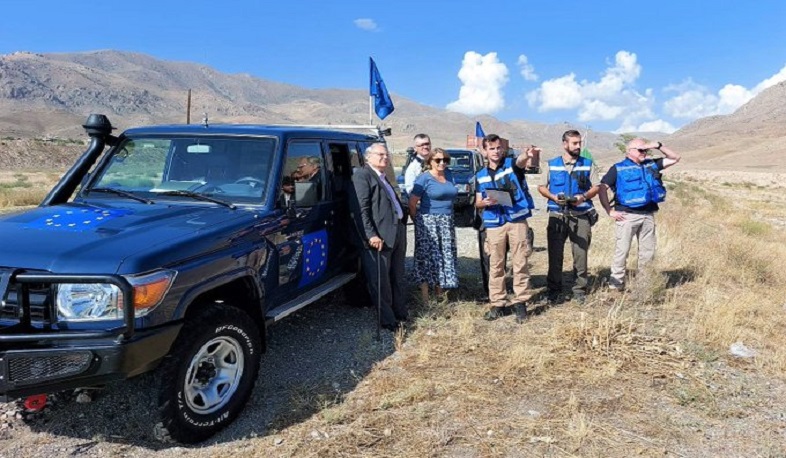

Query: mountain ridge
[2,50,785,170]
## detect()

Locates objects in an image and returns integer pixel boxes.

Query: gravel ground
[0,184,550,457]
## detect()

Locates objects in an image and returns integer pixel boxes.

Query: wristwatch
[656,141,663,150]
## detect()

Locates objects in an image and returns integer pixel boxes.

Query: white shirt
[403,156,426,194]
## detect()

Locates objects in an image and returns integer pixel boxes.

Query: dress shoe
[512,303,528,324]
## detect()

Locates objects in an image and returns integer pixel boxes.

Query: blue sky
[2,0,785,133]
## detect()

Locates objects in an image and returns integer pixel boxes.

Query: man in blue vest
[598,138,681,291]
[474,134,537,323]
[537,130,599,305]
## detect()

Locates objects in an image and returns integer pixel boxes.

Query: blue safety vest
[546,156,594,213]
[475,158,535,228]
[614,158,667,207]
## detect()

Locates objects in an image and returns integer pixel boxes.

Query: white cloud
[353,18,378,31]
[636,119,677,134]
[446,51,509,115]
[664,63,786,120]
[528,74,582,110]
[517,54,538,81]
[579,100,624,121]
[527,50,648,125]
[753,64,786,91]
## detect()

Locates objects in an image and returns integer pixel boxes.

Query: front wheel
[157,304,261,443]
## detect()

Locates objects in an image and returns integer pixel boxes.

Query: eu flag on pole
[475,121,486,138]
[370,57,394,120]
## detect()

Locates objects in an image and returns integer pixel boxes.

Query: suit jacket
[350,165,403,250]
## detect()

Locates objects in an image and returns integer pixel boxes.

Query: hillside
[666,81,786,170]
[2,50,785,172]
[0,50,623,167]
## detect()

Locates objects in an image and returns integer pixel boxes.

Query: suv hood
[451,170,474,184]
[0,202,259,274]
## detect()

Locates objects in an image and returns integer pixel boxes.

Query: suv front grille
[8,352,93,384]
[0,284,53,322]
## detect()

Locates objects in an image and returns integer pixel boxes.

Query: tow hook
[23,394,48,412]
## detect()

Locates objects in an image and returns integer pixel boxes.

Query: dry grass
[0,171,60,209]
[246,175,786,457]
[4,172,786,456]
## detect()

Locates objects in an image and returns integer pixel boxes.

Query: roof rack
[266,124,391,138]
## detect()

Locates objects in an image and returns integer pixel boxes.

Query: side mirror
[294,181,318,207]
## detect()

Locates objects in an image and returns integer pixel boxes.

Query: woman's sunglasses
[433,158,451,165]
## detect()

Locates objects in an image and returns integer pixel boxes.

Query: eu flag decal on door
[298,229,328,288]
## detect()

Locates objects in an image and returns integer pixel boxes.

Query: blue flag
[298,229,328,288]
[475,121,486,138]
[370,57,394,120]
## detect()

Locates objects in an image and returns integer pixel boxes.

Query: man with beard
[537,130,599,305]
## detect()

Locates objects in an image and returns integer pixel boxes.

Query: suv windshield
[89,136,277,205]
[448,151,473,172]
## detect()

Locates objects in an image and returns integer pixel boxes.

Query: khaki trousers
[610,212,656,288]
[485,220,531,308]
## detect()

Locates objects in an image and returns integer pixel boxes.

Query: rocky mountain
[0,50,623,169]
[666,81,786,170]
[1,50,784,172]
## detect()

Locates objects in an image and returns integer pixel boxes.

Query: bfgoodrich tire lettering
[158,304,261,443]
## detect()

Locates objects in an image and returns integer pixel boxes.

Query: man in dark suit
[349,142,408,331]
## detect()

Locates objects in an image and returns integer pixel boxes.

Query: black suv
[0,115,391,443]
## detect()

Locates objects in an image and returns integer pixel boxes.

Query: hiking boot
[572,294,587,305]
[512,303,528,324]
[484,307,506,321]
[547,292,564,306]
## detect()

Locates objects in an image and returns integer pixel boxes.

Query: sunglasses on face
[416,142,431,148]
[433,158,450,165]
[629,147,650,154]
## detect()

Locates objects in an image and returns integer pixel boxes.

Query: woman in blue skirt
[408,148,459,303]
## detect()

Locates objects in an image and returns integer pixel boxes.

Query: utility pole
[186,89,192,124]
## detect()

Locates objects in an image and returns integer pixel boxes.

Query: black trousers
[361,222,408,327]
[546,214,591,295]
[477,227,490,295]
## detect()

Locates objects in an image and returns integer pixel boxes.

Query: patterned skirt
[412,213,459,289]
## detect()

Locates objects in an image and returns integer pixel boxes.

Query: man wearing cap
[537,130,599,305]
[598,138,681,291]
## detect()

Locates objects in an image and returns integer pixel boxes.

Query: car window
[91,136,276,204]
[281,141,324,206]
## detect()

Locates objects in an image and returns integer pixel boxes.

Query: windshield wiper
[88,187,154,204]
[157,190,237,209]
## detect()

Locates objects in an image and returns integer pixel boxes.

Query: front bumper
[0,323,182,400]
[0,269,181,400]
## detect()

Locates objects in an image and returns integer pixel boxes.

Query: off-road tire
[157,304,261,443]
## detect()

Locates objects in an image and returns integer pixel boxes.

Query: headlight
[57,283,121,321]
[56,270,176,322]
[455,183,469,193]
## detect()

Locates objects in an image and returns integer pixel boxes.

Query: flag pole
[369,95,373,126]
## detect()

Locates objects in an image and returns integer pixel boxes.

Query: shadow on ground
[20,293,395,450]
